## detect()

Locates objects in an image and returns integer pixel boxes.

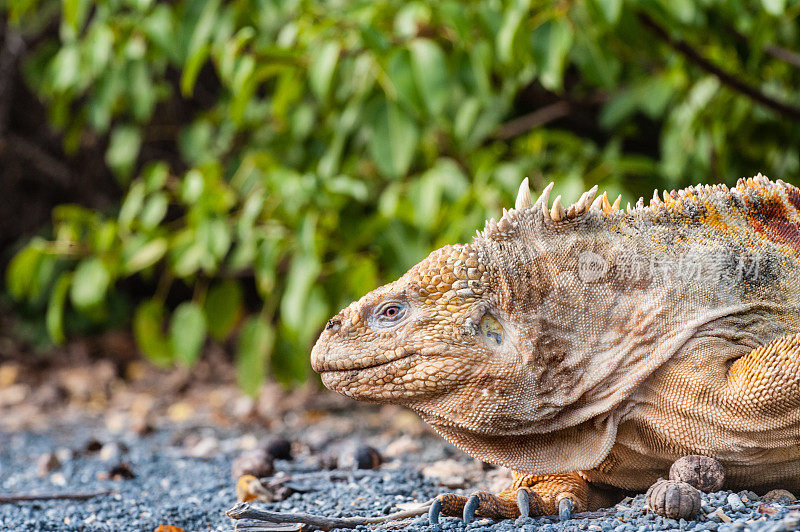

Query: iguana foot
[428,472,588,525]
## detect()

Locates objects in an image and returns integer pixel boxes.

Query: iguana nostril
[326,319,341,332]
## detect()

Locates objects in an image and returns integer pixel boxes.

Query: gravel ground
[1,423,799,532]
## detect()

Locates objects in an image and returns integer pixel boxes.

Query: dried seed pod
[231,449,274,479]
[646,479,701,519]
[262,436,293,461]
[353,445,383,469]
[669,455,725,492]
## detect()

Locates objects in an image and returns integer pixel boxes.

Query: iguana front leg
[428,471,588,524]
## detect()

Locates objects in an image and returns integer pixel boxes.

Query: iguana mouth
[312,347,415,372]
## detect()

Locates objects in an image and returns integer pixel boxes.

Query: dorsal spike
[636,197,644,209]
[651,189,661,205]
[601,192,612,214]
[550,195,565,221]
[585,185,599,204]
[590,195,604,211]
[612,195,622,211]
[626,202,632,213]
[536,182,555,219]
[515,177,532,210]
[663,190,671,203]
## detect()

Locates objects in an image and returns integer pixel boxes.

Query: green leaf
[119,181,146,231]
[50,45,80,91]
[237,317,273,396]
[280,253,320,332]
[133,300,173,366]
[63,0,90,35]
[6,243,44,300]
[309,41,340,102]
[143,161,169,192]
[761,0,786,15]
[408,38,449,117]
[385,48,421,110]
[139,192,169,230]
[106,125,142,182]
[368,100,419,179]
[181,169,205,203]
[46,273,71,345]
[169,302,207,366]
[171,235,204,277]
[591,0,623,25]
[496,0,528,64]
[534,19,574,91]
[70,258,111,311]
[204,279,243,341]
[123,237,168,274]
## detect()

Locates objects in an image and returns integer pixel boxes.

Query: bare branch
[638,11,800,121]
[764,45,800,70]
[226,501,433,531]
[3,133,73,185]
[495,102,571,140]
[0,24,25,137]
[0,490,114,503]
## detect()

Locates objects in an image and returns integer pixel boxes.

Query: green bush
[5,0,800,390]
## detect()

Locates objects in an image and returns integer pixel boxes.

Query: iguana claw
[516,488,530,518]
[428,498,442,526]
[558,498,574,521]
[462,494,481,524]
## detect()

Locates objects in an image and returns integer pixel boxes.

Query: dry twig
[0,490,115,503]
[226,501,433,531]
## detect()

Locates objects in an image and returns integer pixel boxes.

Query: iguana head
[311,175,799,474]
[310,240,498,407]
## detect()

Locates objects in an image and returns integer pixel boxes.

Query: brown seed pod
[231,449,274,479]
[646,479,701,519]
[669,455,725,492]
[353,445,383,469]
[262,436,293,461]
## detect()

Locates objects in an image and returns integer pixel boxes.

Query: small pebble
[727,493,745,512]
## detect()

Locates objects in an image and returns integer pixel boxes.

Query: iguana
[310,175,800,522]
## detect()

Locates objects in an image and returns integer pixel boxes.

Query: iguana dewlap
[311,175,800,519]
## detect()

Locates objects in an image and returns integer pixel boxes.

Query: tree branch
[0,24,25,137]
[764,44,800,70]
[495,102,571,140]
[3,133,73,186]
[638,11,800,121]
[0,490,114,503]
[226,501,433,531]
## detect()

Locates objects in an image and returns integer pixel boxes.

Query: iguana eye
[480,315,504,345]
[372,301,406,326]
[384,305,400,318]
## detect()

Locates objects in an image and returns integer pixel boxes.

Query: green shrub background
[4,0,800,391]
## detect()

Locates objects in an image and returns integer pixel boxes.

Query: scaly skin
[311,175,800,520]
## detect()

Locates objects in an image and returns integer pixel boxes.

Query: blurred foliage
[4,0,800,389]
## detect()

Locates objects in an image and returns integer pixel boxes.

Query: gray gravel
[1,426,798,531]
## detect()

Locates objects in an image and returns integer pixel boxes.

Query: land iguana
[311,175,800,523]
